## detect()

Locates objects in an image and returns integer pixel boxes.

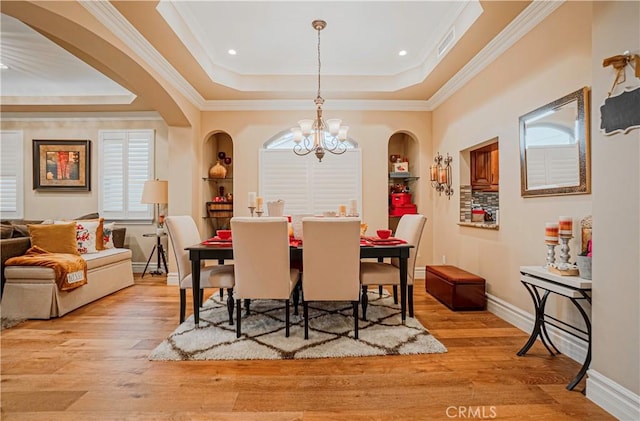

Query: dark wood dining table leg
[191,257,201,326]
[399,254,407,324]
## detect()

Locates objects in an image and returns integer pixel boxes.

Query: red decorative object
[391,193,412,205]
[389,204,417,216]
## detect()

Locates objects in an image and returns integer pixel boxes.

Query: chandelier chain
[317,24,322,100]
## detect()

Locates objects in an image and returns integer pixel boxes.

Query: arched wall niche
[202,131,234,237]
[387,131,421,231]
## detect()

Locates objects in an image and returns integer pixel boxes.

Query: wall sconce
[430,152,453,199]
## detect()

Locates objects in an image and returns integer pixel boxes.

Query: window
[0,131,24,219]
[259,130,361,215]
[99,130,154,221]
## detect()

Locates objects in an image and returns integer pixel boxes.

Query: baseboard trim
[586,369,640,420]
[486,293,587,363]
[132,262,175,284]
[166,272,178,285]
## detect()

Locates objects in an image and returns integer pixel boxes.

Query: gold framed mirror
[519,87,591,197]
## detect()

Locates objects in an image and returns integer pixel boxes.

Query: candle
[430,165,438,181]
[349,199,358,215]
[544,223,559,244]
[256,196,263,211]
[438,167,447,184]
[339,204,347,216]
[559,216,573,237]
[248,192,257,207]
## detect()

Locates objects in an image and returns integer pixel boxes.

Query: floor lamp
[141,180,169,276]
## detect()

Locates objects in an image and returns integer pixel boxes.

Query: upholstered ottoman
[425,265,486,311]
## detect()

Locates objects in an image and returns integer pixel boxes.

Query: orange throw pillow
[28,222,80,255]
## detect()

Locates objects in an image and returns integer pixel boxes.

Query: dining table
[186,239,413,327]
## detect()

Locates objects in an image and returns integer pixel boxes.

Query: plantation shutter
[259,149,362,216]
[99,130,154,221]
[0,131,24,219]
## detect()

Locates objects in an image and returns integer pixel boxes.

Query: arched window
[259,130,362,215]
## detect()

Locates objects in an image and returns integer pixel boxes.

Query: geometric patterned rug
[149,289,447,360]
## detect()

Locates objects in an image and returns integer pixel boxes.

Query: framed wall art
[33,139,91,191]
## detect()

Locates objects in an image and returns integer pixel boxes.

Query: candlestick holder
[248,206,256,217]
[256,210,264,217]
[545,243,557,268]
[558,236,572,269]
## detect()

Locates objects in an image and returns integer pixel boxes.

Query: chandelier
[291,20,348,162]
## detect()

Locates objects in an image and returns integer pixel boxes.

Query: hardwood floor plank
[0,275,614,420]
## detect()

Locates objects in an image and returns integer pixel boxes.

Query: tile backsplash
[460,185,500,223]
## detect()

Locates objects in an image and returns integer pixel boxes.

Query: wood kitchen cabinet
[471,142,499,191]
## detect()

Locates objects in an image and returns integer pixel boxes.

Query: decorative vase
[209,160,227,179]
[576,255,592,280]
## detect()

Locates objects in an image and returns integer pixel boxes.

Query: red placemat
[202,237,233,246]
[363,237,408,246]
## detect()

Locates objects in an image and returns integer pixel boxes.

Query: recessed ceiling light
[228,49,237,56]
[0,63,9,69]
[398,50,407,56]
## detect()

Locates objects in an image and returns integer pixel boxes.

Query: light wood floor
[1,275,613,420]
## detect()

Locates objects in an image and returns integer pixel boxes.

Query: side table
[518,265,592,391]
[142,232,169,277]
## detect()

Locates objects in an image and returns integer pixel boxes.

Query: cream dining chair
[165,216,235,324]
[302,217,361,339]
[230,217,301,338]
[360,214,427,320]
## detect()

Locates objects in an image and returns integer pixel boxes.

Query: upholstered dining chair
[360,214,427,320]
[230,217,301,338]
[301,217,361,339]
[165,216,235,324]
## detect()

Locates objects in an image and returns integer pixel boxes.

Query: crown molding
[0,94,137,106]
[80,0,206,109]
[425,0,564,110]
[201,99,431,112]
[0,111,163,121]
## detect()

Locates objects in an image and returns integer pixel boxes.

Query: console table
[517,265,592,391]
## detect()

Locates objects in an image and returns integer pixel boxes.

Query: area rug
[149,290,447,360]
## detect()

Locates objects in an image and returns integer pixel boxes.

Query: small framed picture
[393,162,409,173]
[33,139,91,191]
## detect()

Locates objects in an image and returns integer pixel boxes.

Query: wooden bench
[425,265,486,311]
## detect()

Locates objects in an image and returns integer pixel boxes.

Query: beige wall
[431,2,593,314]
[1,118,170,265]
[198,109,434,266]
[590,1,640,396]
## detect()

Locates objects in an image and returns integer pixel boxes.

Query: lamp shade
[141,180,168,204]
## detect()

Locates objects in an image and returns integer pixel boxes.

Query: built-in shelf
[389,174,419,182]
[458,222,499,230]
[202,177,233,182]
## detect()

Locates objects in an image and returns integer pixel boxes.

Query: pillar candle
[248,192,257,207]
[430,165,438,181]
[339,204,347,216]
[559,216,573,237]
[438,167,447,184]
[544,223,559,244]
[349,199,358,215]
[256,196,263,211]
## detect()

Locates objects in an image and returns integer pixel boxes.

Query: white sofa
[1,247,134,319]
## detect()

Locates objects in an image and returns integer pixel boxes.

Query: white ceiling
[0,1,554,112]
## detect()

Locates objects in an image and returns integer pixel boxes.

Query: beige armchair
[230,217,301,338]
[302,217,361,339]
[165,216,235,324]
[360,214,427,320]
